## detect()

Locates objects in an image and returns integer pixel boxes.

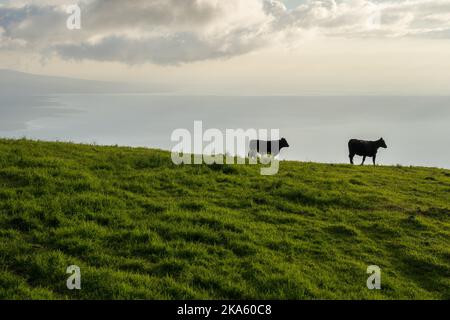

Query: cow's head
[378,138,387,149]
[280,138,289,148]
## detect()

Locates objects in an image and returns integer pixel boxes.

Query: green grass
[0,138,449,299]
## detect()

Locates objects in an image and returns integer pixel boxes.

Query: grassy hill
[0,138,449,299]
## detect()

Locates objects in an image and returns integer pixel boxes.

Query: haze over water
[1,94,449,169]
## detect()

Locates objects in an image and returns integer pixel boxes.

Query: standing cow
[248,138,289,159]
[348,138,387,166]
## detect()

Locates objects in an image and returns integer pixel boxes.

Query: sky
[0,0,450,95]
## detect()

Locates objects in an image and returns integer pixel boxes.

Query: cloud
[0,0,449,65]
[56,32,270,65]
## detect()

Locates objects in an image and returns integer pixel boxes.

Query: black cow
[348,138,387,165]
[249,138,289,158]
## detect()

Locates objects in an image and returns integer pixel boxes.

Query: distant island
[0,69,169,95]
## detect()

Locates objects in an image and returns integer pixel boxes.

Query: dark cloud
[1,0,449,65]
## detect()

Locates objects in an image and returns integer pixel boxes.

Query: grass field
[0,138,449,299]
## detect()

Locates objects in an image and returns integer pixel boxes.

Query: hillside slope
[0,139,449,299]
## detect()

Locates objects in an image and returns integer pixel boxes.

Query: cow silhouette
[349,138,387,165]
[248,138,289,159]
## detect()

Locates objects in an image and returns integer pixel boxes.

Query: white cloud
[0,0,449,64]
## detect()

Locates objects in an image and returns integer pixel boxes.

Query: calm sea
[1,94,449,169]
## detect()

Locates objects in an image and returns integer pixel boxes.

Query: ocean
[1,94,449,168]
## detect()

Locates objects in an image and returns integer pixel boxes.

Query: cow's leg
[373,155,376,166]
[361,156,366,165]
[349,153,354,165]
